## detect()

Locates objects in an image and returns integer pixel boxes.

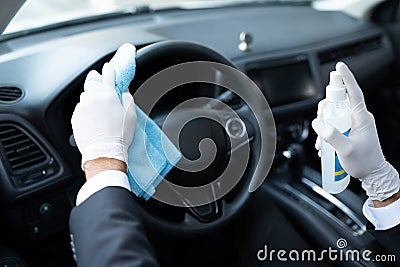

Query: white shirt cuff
[362,197,400,230]
[76,170,131,206]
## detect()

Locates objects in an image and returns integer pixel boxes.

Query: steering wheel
[129,40,276,235]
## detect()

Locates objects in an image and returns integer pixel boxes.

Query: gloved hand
[312,62,399,201]
[71,63,137,169]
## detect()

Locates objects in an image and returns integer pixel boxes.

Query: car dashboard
[0,3,395,266]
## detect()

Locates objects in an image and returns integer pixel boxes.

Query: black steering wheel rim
[129,40,274,236]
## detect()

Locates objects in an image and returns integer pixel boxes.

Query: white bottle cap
[326,71,346,102]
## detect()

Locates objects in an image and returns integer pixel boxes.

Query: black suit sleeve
[369,222,400,260]
[69,186,159,267]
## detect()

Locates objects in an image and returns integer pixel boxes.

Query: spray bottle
[320,71,351,194]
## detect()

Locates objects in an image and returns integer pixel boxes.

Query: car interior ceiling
[0,0,400,266]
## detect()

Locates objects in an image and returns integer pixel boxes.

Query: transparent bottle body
[321,101,351,194]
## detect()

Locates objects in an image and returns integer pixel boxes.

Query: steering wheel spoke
[187,200,222,223]
[225,104,256,153]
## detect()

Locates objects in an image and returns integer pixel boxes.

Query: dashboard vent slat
[0,125,49,174]
[318,36,382,64]
[0,87,23,102]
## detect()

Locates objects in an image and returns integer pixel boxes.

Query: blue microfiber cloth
[109,43,182,200]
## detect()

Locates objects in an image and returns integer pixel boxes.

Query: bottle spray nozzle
[326,71,346,102]
[329,71,343,87]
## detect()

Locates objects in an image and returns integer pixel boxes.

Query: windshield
[4,0,174,34]
[3,0,379,36]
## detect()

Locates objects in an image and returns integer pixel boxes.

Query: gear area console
[264,118,394,266]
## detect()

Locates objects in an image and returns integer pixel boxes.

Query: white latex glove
[71,63,136,168]
[312,62,399,201]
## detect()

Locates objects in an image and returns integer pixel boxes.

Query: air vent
[0,124,58,187]
[0,87,23,102]
[318,36,382,64]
